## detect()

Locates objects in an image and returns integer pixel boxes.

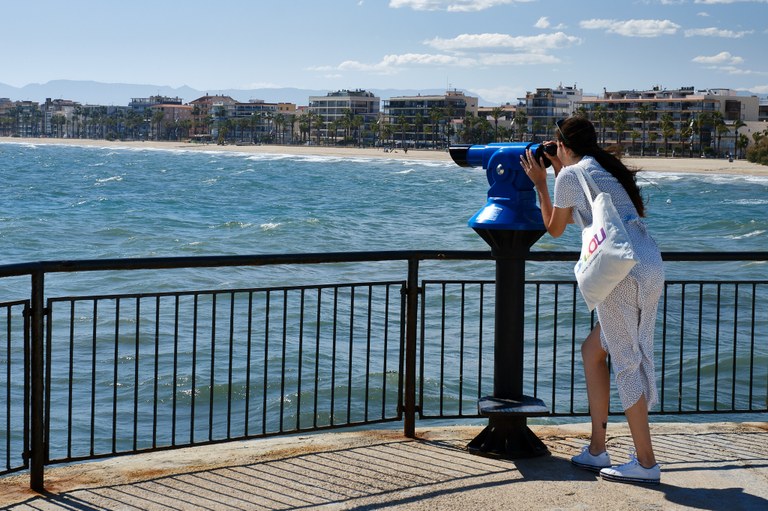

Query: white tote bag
[573,167,638,311]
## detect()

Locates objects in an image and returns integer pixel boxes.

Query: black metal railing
[1,250,766,491]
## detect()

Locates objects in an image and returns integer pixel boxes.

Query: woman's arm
[521,148,572,238]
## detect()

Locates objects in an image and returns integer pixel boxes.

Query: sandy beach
[3,137,767,176]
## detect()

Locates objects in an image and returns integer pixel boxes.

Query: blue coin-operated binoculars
[450,142,550,458]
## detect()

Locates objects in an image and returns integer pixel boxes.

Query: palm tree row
[574,105,750,159]
[3,100,759,160]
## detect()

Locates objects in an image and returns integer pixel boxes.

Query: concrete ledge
[2,422,767,510]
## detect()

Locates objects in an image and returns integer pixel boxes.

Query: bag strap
[573,165,600,205]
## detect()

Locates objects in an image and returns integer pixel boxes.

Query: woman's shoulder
[559,156,599,181]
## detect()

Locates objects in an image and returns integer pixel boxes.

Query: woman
[521,117,664,485]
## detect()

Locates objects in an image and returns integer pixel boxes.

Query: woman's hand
[521,148,549,187]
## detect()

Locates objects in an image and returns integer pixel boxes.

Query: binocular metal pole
[448,144,550,459]
[467,230,549,459]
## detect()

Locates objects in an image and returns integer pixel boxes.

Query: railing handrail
[1,250,766,277]
[2,249,766,492]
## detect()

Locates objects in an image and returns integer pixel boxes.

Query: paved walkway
[2,422,767,510]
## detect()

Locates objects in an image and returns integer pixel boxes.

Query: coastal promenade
[3,137,768,177]
[2,421,767,510]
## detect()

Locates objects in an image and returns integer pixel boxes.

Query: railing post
[30,270,45,491]
[403,258,419,438]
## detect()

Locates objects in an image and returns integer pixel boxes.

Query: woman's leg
[625,396,657,467]
[582,324,610,454]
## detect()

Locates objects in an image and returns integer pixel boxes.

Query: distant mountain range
[0,80,490,106]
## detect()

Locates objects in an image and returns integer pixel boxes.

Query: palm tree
[352,115,363,146]
[531,119,543,142]
[249,112,262,143]
[152,110,165,141]
[50,114,66,138]
[695,111,712,156]
[490,106,504,142]
[732,119,746,158]
[443,104,455,146]
[414,113,424,148]
[680,123,693,157]
[593,105,607,145]
[659,113,675,157]
[380,123,392,148]
[286,113,296,144]
[736,133,749,159]
[312,112,323,145]
[429,107,442,149]
[513,109,527,141]
[636,104,653,156]
[613,109,627,147]
[274,113,285,144]
[397,115,409,149]
[710,111,726,156]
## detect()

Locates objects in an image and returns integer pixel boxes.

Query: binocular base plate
[477,395,549,417]
[468,396,550,459]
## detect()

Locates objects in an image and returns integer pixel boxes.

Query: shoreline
[3,136,767,176]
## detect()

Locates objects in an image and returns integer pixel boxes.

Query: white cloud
[534,16,566,30]
[685,27,753,37]
[692,51,744,65]
[310,49,561,77]
[331,53,469,74]
[425,32,581,51]
[388,0,532,12]
[580,18,681,37]
[689,51,768,76]
[748,85,768,93]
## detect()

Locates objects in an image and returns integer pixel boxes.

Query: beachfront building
[0,98,13,136]
[575,87,761,157]
[381,90,478,148]
[520,85,583,142]
[231,100,297,144]
[0,100,42,138]
[758,98,768,122]
[129,95,183,114]
[40,98,79,138]
[307,90,380,147]
[188,95,237,142]
[189,95,297,144]
[477,103,518,142]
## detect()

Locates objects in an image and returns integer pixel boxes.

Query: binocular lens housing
[533,143,556,166]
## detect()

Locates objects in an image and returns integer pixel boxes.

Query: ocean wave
[726,230,765,240]
[260,222,281,231]
[95,175,122,184]
[216,221,255,229]
[722,198,768,206]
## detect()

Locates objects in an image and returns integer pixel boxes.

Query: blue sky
[4,0,767,104]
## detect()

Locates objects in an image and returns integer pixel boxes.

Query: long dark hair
[557,116,646,217]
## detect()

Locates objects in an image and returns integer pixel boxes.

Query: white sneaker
[600,450,660,485]
[571,445,611,472]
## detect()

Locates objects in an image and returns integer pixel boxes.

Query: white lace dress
[554,156,665,411]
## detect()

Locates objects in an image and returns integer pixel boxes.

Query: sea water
[1,142,767,444]
[2,142,766,270]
